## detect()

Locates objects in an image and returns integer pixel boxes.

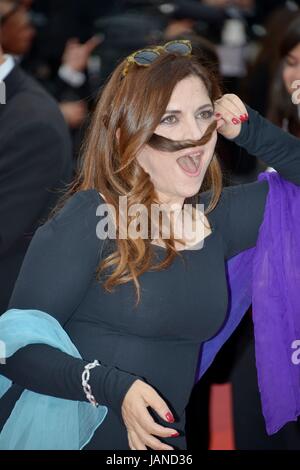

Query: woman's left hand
[214,94,249,140]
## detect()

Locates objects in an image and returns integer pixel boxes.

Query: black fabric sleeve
[206,104,300,259]
[0,191,142,418]
[232,104,300,185]
[0,344,140,419]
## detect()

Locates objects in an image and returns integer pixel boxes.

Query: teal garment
[0,309,108,450]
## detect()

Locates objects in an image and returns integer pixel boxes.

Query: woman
[268,12,300,136]
[1,40,300,451]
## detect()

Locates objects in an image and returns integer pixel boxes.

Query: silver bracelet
[81,360,101,407]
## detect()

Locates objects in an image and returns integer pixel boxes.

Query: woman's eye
[160,115,177,124]
[285,57,297,67]
[198,110,214,120]
[160,110,213,124]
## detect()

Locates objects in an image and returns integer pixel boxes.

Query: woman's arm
[0,190,141,418]
[231,103,300,185]
[0,344,139,418]
[204,98,300,259]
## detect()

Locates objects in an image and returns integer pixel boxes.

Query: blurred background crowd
[1,0,300,451]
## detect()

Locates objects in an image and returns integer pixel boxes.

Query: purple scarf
[195,171,300,435]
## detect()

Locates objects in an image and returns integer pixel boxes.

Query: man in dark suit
[0,0,73,314]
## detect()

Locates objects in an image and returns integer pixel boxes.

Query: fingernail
[170,431,180,437]
[165,412,175,423]
[232,117,240,125]
[215,113,221,117]
[240,114,249,122]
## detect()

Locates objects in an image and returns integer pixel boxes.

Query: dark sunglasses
[122,39,192,78]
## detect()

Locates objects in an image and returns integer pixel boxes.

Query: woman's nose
[182,119,203,141]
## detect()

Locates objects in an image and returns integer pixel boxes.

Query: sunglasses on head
[121,39,192,78]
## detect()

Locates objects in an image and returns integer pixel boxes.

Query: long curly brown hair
[52,50,224,306]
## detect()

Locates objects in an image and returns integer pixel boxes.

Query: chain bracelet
[81,359,101,407]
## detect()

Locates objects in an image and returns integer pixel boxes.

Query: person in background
[0,0,35,54]
[0,0,73,314]
[4,0,101,159]
[241,4,297,116]
[268,13,300,135]
[54,35,101,159]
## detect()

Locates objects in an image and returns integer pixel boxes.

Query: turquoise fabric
[0,308,108,450]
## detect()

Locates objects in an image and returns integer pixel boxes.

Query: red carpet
[209,383,235,450]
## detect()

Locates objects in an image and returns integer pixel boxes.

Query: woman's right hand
[121,379,179,450]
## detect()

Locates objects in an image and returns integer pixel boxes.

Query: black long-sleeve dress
[1,105,300,450]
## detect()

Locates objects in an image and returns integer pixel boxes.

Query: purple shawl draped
[195,170,300,435]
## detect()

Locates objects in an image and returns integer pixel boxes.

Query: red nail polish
[215,112,221,117]
[170,431,180,437]
[240,113,249,122]
[165,412,175,423]
[232,117,240,125]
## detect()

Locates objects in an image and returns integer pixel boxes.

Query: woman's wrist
[81,360,102,407]
[89,364,144,420]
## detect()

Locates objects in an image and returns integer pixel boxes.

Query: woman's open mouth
[176,148,204,177]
